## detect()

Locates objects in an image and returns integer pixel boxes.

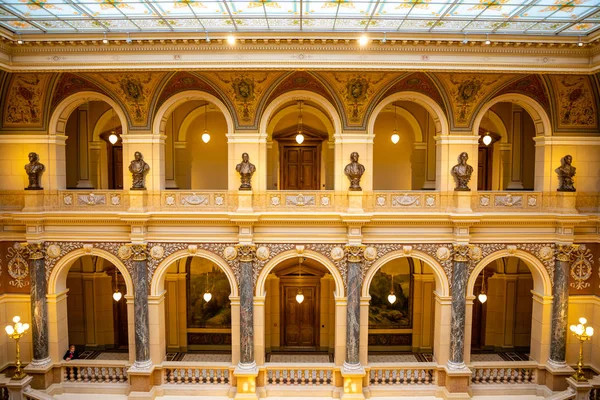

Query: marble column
[237,244,256,369]
[447,244,471,370]
[548,244,577,367]
[26,243,52,368]
[131,244,152,369]
[344,245,365,370]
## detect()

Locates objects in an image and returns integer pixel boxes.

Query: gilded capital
[452,244,473,262]
[344,244,366,263]
[128,243,149,261]
[555,244,579,262]
[20,242,44,260]
[235,244,256,262]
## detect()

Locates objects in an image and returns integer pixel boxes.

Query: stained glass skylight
[0,0,599,37]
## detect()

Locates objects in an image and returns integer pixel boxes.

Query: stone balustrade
[61,360,129,384]
[163,362,232,385]
[264,363,336,386]
[366,363,437,386]
[470,361,538,385]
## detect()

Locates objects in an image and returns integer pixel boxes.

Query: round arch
[152,91,234,137]
[362,250,450,298]
[467,249,552,298]
[151,249,238,297]
[255,250,345,298]
[48,248,134,296]
[376,106,424,142]
[259,90,342,136]
[176,104,228,143]
[266,103,335,140]
[92,108,121,142]
[485,110,508,143]
[367,92,449,139]
[472,93,552,138]
[49,92,129,137]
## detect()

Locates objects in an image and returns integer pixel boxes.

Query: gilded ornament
[538,246,553,261]
[188,245,198,255]
[118,245,132,260]
[436,246,451,261]
[506,245,517,255]
[344,245,366,263]
[256,246,270,261]
[223,246,238,261]
[150,245,165,260]
[46,244,61,259]
[363,246,377,261]
[330,246,345,261]
[556,244,578,262]
[235,244,256,262]
[83,244,93,253]
[469,246,482,261]
[402,245,412,255]
[6,243,29,288]
[452,244,472,262]
[130,244,149,261]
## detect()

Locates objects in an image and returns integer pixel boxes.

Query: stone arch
[485,109,509,143]
[367,91,449,139]
[49,91,129,137]
[467,249,552,297]
[151,249,238,297]
[472,93,552,138]
[259,90,342,136]
[266,103,335,140]
[152,90,234,137]
[255,249,345,298]
[376,106,424,143]
[48,248,134,296]
[362,250,450,298]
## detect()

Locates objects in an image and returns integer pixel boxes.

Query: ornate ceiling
[0,0,599,39]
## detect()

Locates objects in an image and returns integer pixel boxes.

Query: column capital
[344,244,366,263]
[127,243,149,261]
[452,244,473,262]
[235,244,256,262]
[556,244,579,262]
[20,242,45,260]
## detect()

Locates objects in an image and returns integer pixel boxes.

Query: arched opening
[266,100,334,191]
[470,257,533,361]
[161,256,233,362]
[47,252,134,363]
[476,102,536,191]
[164,101,228,190]
[365,257,436,362]
[64,101,123,190]
[372,102,437,190]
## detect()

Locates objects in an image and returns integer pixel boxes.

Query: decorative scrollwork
[6,243,29,288]
[569,245,594,290]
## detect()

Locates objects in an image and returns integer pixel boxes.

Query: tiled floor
[95,352,129,361]
[470,353,505,362]
[368,354,419,363]
[268,354,332,363]
[180,353,231,362]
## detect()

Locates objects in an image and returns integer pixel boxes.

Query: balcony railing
[470,361,538,385]
[61,360,129,384]
[371,191,441,212]
[264,363,336,386]
[366,363,437,386]
[162,362,232,385]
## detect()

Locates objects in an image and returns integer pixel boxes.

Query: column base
[127,364,157,398]
[234,364,259,400]
[23,360,54,390]
[442,365,472,395]
[544,361,574,391]
[341,364,365,400]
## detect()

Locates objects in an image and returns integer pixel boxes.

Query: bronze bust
[129,151,150,190]
[236,152,256,190]
[24,152,45,190]
[451,152,474,191]
[555,154,576,192]
[344,152,365,191]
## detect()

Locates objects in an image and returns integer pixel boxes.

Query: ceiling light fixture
[482,107,492,146]
[102,33,108,44]
[296,100,304,144]
[578,37,583,47]
[391,103,399,144]
[227,33,236,46]
[485,34,491,45]
[112,269,122,302]
[382,32,387,44]
[462,34,468,44]
[478,271,487,304]
[205,31,211,43]
[296,257,304,304]
[388,274,397,304]
[202,103,211,143]
[359,34,369,47]
[203,272,212,302]
[17,35,23,45]
[108,108,119,145]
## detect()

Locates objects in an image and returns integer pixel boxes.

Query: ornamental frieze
[569,245,594,291]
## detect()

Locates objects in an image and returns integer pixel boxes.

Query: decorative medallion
[569,245,594,290]
[181,193,209,206]
[63,194,73,205]
[118,245,132,260]
[527,196,537,207]
[46,244,61,259]
[538,246,553,261]
[270,196,281,206]
[376,196,386,207]
[150,245,165,260]
[165,194,175,206]
[480,195,490,207]
[188,245,198,255]
[363,246,377,261]
[425,196,435,207]
[320,195,331,207]
[223,246,238,261]
[507,245,517,255]
[111,194,121,206]
[469,246,483,261]
[215,194,225,206]
[256,246,270,261]
[436,246,451,261]
[330,246,345,261]
[392,194,420,207]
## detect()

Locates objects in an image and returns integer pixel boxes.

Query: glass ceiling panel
[0,0,598,36]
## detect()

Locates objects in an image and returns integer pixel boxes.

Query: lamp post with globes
[569,317,594,381]
[5,316,30,380]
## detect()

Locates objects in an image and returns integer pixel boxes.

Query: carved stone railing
[58,190,128,210]
[264,363,336,386]
[162,362,232,385]
[366,363,436,385]
[161,191,230,210]
[470,361,537,384]
[474,191,542,212]
[257,190,337,211]
[62,360,129,383]
[371,191,441,212]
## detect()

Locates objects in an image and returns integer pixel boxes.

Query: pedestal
[22,363,53,390]
[341,366,366,400]
[128,190,148,212]
[7,375,33,400]
[453,191,472,213]
[543,362,574,391]
[127,365,157,400]
[23,191,45,212]
[234,366,259,400]
[237,190,253,213]
[442,365,472,399]
[347,191,363,213]
[566,377,592,400]
[555,192,577,214]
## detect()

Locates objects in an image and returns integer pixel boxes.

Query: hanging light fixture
[482,108,492,146]
[112,269,122,302]
[202,103,211,143]
[203,272,212,302]
[296,257,305,304]
[391,104,400,144]
[478,271,487,304]
[295,101,305,144]
[108,108,119,145]
[388,274,397,304]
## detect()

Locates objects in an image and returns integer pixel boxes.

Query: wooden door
[282,146,319,190]
[112,147,124,190]
[282,286,317,348]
